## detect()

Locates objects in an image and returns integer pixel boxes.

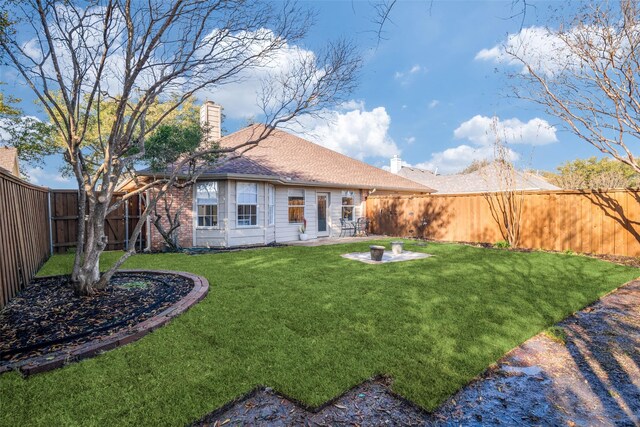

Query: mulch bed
[0,271,193,366]
[410,238,640,268]
[192,376,430,427]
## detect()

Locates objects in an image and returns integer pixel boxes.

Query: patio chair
[355,217,370,236]
[339,218,356,237]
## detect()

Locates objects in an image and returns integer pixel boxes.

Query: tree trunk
[73,253,101,295]
[72,197,109,296]
[71,189,86,284]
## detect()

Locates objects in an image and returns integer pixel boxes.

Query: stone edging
[1,270,209,376]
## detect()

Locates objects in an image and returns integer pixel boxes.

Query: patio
[286,235,384,247]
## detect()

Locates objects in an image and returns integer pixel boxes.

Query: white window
[341,190,355,221]
[268,184,275,226]
[196,182,218,227]
[288,189,305,223]
[237,182,258,226]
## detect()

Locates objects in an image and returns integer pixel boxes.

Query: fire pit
[369,245,385,261]
[391,241,404,255]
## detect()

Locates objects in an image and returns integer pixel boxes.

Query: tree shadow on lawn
[3,242,638,426]
[194,243,640,426]
[256,241,639,409]
[364,245,636,406]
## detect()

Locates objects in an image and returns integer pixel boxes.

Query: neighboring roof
[140,125,432,193]
[0,146,19,177]
[397,163,559,194]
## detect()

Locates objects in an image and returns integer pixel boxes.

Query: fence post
[139,194,145,251]
[124,196,129,250]
[47,190,53,256]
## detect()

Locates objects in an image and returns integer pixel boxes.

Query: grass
[544,326,568,344]
[0,239,637,426]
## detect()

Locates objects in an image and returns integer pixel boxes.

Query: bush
[494,240,510,249]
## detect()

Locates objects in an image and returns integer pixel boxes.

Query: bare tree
[372,0,530,41]
[506,0,640,174]
[152,189,186,252]
[0,0,360,295]
[482,118,524,247]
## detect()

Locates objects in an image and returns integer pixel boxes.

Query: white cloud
[454,115,557,146]
[23,4,318,120]
[0,115,45,142]
[475,26,581,75]
[21,39,43,62]
[21,4,131,96]
[400,114,555,175]
[394,64,425,85]
[413,144,519,175]
[340,99,366,111]
[290,102,399,161]
[404,136,416,145]
[199,38,319,120]
[25,167,71,185]
[428,99,439,109]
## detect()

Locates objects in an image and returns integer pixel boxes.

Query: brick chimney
[200,101,223,141]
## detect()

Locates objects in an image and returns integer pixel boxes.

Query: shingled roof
[0,146,19,177]
[397,163,559,194]
[141,125,432,193]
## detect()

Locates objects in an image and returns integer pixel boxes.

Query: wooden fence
[366,189,640,257]
[0,168,50,308]
[50,190,146,254]
[0,171,147,308]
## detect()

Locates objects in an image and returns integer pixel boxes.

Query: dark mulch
[193,377,430,427]
[193,280,640,426]
[0,272,193,365]
[592,253,640,267]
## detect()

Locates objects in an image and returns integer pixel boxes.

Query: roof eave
[136,171,433,193]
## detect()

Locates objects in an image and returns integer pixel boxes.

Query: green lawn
[1,240,637,426]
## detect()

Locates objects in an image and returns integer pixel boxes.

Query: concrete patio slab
[287,236,383,247]
[341,251,432,264]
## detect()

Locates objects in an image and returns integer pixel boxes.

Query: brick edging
[1,270,209,377]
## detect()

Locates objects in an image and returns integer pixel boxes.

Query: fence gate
[49,191,146,254]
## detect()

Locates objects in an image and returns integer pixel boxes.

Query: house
[0,146,20,177]
[389,155,559,194]
[135,102,432,249]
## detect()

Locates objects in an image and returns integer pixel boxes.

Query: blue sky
[1,1,604,188]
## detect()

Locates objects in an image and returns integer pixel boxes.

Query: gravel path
[194,280,640,426]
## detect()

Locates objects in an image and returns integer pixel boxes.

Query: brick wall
[149,184,194,250]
